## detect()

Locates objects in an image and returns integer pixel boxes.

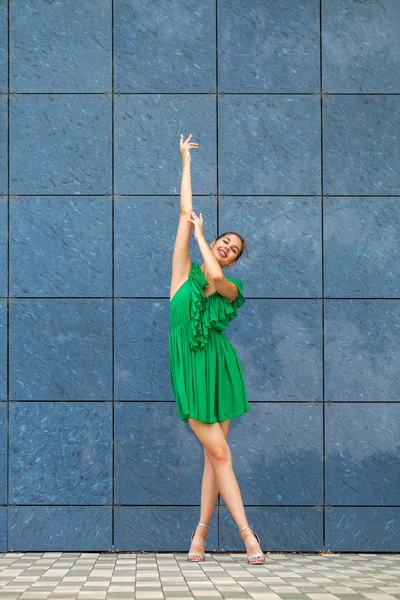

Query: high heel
[187,522,209,561]
[239,525,265,564]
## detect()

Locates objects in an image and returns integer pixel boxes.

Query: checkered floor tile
[0,552,399,599]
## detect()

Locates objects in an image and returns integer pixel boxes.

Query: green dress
[169,261,249,424]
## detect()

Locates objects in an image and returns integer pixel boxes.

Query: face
[210,234,243,267]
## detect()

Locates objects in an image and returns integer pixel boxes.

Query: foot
[188,523,208,561]
[240,527,264,564]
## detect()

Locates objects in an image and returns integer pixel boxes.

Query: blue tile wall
[0,0,398,553]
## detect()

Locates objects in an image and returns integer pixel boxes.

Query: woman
[168,134,265,565]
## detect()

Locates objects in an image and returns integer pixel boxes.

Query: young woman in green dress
[168,134,265,564]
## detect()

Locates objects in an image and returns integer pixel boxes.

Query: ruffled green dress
[169,261,249,424]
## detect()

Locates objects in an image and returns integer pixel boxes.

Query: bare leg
[187,417,263,563]
[188,419,231,559]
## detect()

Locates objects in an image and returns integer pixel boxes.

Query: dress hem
[179,406,250,424]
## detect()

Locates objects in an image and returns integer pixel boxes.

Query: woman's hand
[180,133,198,162]
[188,210,204,241]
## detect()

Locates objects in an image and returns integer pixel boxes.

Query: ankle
[196,524,209,536]
[239,525,254,539]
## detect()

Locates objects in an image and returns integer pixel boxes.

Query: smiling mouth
[218,249,227,258]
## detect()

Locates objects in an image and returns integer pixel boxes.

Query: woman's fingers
[180,133,198,145]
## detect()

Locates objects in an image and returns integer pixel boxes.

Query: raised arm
[170,134,199,300]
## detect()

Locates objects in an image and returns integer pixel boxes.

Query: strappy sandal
[239,524,265,564]
[187,522,209,561]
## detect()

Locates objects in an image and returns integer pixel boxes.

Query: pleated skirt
[168,324,249,424]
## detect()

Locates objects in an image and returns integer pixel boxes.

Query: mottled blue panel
[10,94,112,195]
[115,196,216,297]
[0,1,7,94]
[0,301,6,401]
[220,505,323,552]
[114,95,216,195]
[0,98,7,196]
[325,507,400,552]
[323,96,400,195]
[322,0,400,93]
[9,402,112,505]
[232,299,322,401]
[9,299,112,400]
[114,505,218,552]
[0,403,6,505]
[0,197,6,298]
[218,95,320,195]
[0,506,6,552]
[115,402,207,504]
[325,300,400,401]
[219,0,320,93]
[10,196,112,297]
[219,196,322,298]
[10,0,111,93]
[325,403,399,505]
[220,403,322,506]
[9,505,112,552]
[115,299,169,400]
[324,197,400,298]
[114,0,215,93]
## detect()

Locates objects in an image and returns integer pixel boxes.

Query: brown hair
[217,231,247,261]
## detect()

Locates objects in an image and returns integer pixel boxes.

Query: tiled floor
[0,552,399,600]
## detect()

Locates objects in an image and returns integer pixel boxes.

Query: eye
[223,238,237,253]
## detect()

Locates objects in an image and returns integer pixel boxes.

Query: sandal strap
[248,552,265,561]
[198,522,209,529]
[239,524,252,534]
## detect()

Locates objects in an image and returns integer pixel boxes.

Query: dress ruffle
[188,262,245,352]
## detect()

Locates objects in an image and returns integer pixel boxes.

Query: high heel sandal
[239,525,265,564]
[187,522,209,561]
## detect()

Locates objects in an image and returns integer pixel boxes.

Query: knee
[207,443,231,464]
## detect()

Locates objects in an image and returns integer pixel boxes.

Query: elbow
[212,273,224,284]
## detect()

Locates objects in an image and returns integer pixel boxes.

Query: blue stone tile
[323,95,400,195]
[9,299,112,400]
[9,402,112,505]
[218,95,320,195]
[10,94,112,195]
[115,505,218,552]
[114,95,216,195]
[324,300,400,400]
[115,196,217,297]
[10,196,112,297]
[9,505,112,551]
[114,0,215,93]
[115,299,169,400]
[115,402,207,505]
[0,198,6,297]
[0,301,6,401]
[10,0,111,93]
[232,299,322,400]
[325,403,400,505]
[220,403,322,506]
[0,98,7,196]
[322,0,400,93]
[324,197,400,298]
[219,0,320,93]
[219,196,322,298]
[0,403,6,505]
[325,507,400,552]
[0,1,7,94]
[0,506,6,552]
[220,505,323,552]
